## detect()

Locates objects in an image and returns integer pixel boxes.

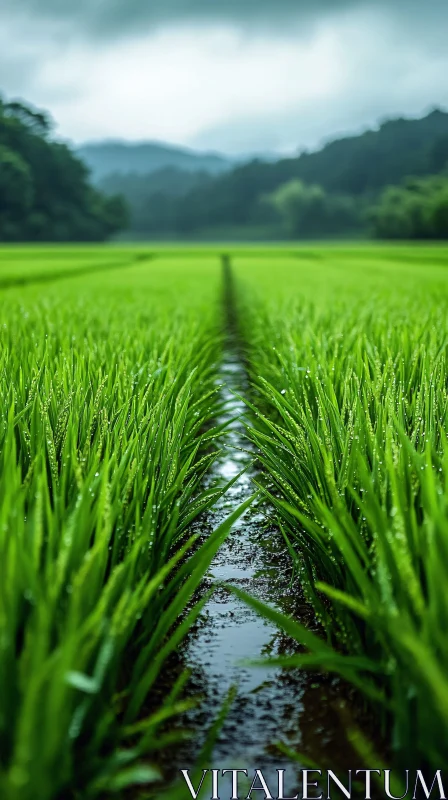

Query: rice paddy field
[0,243,447,798]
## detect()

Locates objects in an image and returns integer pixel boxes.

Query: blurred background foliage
[1,94,448,241]
[0,98,128,242]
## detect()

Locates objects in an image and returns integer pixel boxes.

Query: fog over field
[0,0,447,152]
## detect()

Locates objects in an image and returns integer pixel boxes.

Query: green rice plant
[233,249,448,769]
[0,255,247,799]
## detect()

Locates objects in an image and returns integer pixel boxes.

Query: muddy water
[177,347,312,792]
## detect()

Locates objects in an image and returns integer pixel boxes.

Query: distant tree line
[263,174,448,240]
[369,176,448,239]
[98,109,448,241]
[264,180,360,238]
[0,97,128,242]
[2,95,448,241]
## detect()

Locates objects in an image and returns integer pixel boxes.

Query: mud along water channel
[166,261,358,798]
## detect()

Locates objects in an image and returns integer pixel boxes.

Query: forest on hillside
[1,94,448,241]
[0,98,127,242]
[99,109,448,240]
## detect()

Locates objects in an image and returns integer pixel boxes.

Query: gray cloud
[0,0,447,152]
[190,44,448,155]
[1,0,447,40]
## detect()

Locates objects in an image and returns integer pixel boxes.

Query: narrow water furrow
[184,352,310,775]
[172,259,351,796]
[171,260,306,790]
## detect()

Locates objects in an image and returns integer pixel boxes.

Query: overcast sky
[0,0,447,154]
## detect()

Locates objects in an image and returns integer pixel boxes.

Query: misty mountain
[77,140,233,182]
[101,107,448,238]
